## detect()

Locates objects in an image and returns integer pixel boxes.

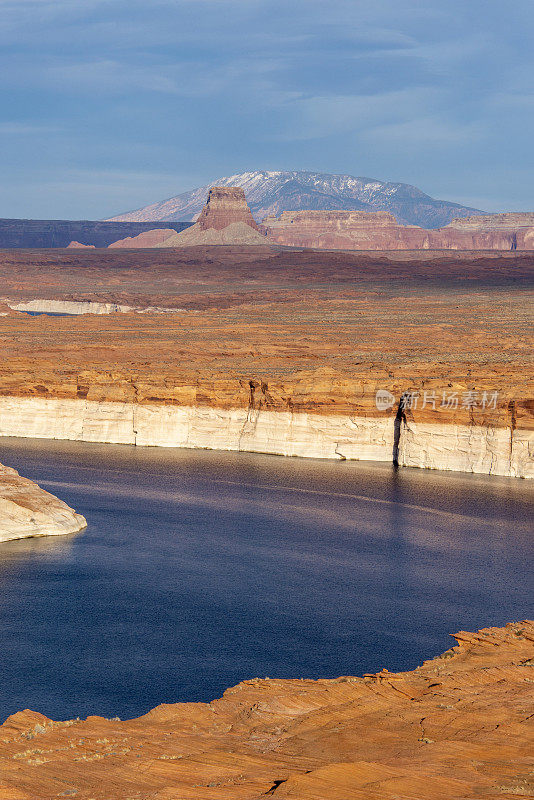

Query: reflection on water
[0,436,532,723]
[0,534,75,565]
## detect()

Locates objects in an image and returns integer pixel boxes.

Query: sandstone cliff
[0,621,532,799]
[0,462,86,542]
[156,187,268,247]
[447,212,534,230]
[262,210,534,250]
[0,247,531,478]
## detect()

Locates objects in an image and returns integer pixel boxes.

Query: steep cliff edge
[0,462,86,542]
[154,187,268,247]
[1,621,532,799]
[262,210,534,250]
[0,247,531,478]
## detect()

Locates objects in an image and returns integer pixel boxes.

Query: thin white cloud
[267,87,445,141]
[363,117,484,146]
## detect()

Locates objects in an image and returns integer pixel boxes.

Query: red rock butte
[197,186,261,231]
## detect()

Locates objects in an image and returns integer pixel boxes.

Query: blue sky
[1,0,533,219]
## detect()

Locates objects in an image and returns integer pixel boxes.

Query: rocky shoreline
[1,620,532,799]
[0,461,86,542]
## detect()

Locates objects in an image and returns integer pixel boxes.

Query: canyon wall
[0,396,531,478]
[261,210,534,250]
[0,461,86,542]
[0,219,191,249]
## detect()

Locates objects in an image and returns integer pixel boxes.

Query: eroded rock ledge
[0,396,531,478]
[1,621,532,799]
[0,461,86,542]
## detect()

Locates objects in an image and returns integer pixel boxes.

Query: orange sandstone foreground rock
[0,621,532,799]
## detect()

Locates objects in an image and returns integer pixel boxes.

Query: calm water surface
[0,437,532,723]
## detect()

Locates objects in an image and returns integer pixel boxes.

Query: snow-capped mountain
[107,170,483,229]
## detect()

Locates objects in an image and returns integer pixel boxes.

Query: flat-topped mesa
[261,209,534,250]
[446,212,534,230]
[261,209,429,249]
[197,186,260,231]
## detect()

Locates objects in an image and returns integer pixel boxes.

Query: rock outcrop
[0,396,531,478]
[155,187,268,247]
[0,219,191,249]
[197,186,261,231]
[4,299,134,315]
[67,241,96,249]
[0,462,86,542]
[0,620,532,798]
[262,210,534,250]
[262,210,427,249]
[446,212,534,230]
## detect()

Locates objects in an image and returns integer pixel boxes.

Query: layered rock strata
[0,248,531,478]
[0,397,531,478]
[154,187,268,247]
[1,621,532,799]
[262,210,534,250]
[0,461,86,542]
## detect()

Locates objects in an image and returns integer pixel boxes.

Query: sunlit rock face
[0,620,532,799]
[196,186,261,231]
[154,187,268,247]
[0,396,531,478]
[261,210,534,250]
[0,461,86,542]
[261,209,428,249]
[108,229,177,248]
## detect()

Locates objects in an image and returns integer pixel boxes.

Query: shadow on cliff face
[393,397,407,467]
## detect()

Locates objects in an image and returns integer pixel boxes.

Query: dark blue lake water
[0,437,532,723]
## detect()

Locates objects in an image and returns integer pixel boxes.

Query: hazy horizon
[2,0,533,219]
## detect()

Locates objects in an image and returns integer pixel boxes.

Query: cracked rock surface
[0,621,532,799]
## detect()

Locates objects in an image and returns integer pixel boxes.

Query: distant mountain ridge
[107,170,484,229]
